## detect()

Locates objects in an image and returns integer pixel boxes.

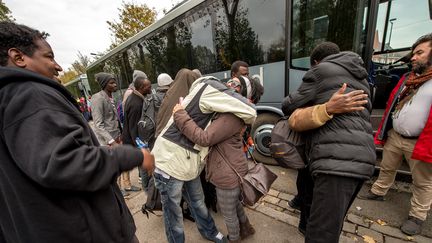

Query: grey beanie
[157,73,173,87]
[133,70,148,84]
[95,72,115,89]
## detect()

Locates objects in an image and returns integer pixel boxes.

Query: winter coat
[375,75,432,163]
[156,69,199,136]
[174,111,248,189]
[0,67,143,243]
[282,52,376,180]
[122,92,145,146]
[91,89,122,145]
[152,77,256,181]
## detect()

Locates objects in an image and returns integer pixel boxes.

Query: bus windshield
[379,0,431,51]
[373,0,432,63]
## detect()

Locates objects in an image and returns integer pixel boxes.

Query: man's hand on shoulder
[325,83,368,115]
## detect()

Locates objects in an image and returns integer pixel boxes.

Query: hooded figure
[95,72,115,90]
[133,70,147,83]
[153,73,174,118]
[283,51,375,179]
[157,73,174,88]
[155,69,199,136]
[122,70,148,108]
[282,50,375,243]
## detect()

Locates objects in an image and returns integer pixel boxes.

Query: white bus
[87,0,432,165]
[64,74,91,100]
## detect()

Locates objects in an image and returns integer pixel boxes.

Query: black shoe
[357,190,385,201]
[401,216,423,236]
[288,199,301,210]
[298,226,306,236]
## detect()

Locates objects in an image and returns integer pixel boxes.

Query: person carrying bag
[215,146,277,207]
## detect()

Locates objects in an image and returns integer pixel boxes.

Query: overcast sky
[4,0,182,70]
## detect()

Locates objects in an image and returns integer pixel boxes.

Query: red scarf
[396,67,432,110]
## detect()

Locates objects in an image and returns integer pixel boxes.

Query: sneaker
[213,233,228,243]
[357,190,385,201]
[401,216,423,236]
[124,185,141,192]
[121,189,130,197]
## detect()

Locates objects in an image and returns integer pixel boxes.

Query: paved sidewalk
[258,188,431,243]
[254,166,432,243]
[125,180,304,243]
[124,166,431,243]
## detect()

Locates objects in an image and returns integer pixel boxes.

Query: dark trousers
[297,167,314,231]
[305,174,363,243]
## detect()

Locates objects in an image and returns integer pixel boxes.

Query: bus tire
[251,112,280,166]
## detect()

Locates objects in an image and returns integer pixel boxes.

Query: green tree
[71,51,91,75]
[107,1,157,48]
[0,1,15,22]
[59,69,78,84]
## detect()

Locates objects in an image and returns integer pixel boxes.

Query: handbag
[215,146,278,206]
[270,116,306,169]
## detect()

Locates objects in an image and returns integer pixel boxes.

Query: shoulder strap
[214,146,244,183]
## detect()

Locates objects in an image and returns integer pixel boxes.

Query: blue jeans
[154,173,219,243]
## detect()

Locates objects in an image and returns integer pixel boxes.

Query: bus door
[368,0,432,173]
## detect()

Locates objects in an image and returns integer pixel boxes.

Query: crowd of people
[0,20,431,243]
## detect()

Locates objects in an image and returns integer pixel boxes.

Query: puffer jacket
[152,77,256,181]
[174,111,248,189]
[282,52,376,180]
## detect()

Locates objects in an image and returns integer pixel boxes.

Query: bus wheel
[251,113,280,166]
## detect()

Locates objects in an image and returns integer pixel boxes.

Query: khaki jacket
[288,104,332,131]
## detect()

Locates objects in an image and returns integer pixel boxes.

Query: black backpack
[269,116,306,169]
[141,177,162,218]
[137,95,156,147]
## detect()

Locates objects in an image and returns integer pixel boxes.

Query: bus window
[212,0,285,71]
[186,4,217,74]
[143,30,169,76]
[371,0,432,109]
[239,0,286,64]
[373,0,432,65]
[384,0,431,51]
[291,0,368,69]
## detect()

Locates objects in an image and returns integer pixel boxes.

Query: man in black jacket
[122,76,152,190]
[0,21,154,243]
[282,42,375,243]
